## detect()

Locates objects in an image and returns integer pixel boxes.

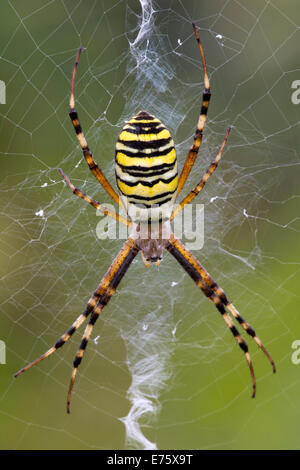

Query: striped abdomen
[115,110,178,222]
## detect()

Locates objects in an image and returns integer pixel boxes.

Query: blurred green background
[0,0,299,450]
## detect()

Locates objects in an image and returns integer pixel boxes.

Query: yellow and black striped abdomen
[115,111,178,222]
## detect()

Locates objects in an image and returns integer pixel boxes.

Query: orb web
[0,0,299,450]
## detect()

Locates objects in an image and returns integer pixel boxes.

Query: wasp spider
[15,24,276,413]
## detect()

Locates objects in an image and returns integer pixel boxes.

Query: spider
[15,24,275,413]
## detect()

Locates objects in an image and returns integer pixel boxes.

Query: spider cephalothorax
[15,24,275,413]
[130,220,172,266]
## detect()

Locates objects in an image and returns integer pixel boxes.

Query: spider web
[0,0,300,450]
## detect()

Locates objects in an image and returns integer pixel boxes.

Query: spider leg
[14,238,138,382]
[140,251,151,268]
[67,307,101,413]
[58,169,131,227]
[167,235,276,373]
[14,311,90,378]
[166,234,257,397]
[177,23,211,197]
[171,127,231,221]
[69,48,125,211]
[66,237,139,413]
[173,238,276,373]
